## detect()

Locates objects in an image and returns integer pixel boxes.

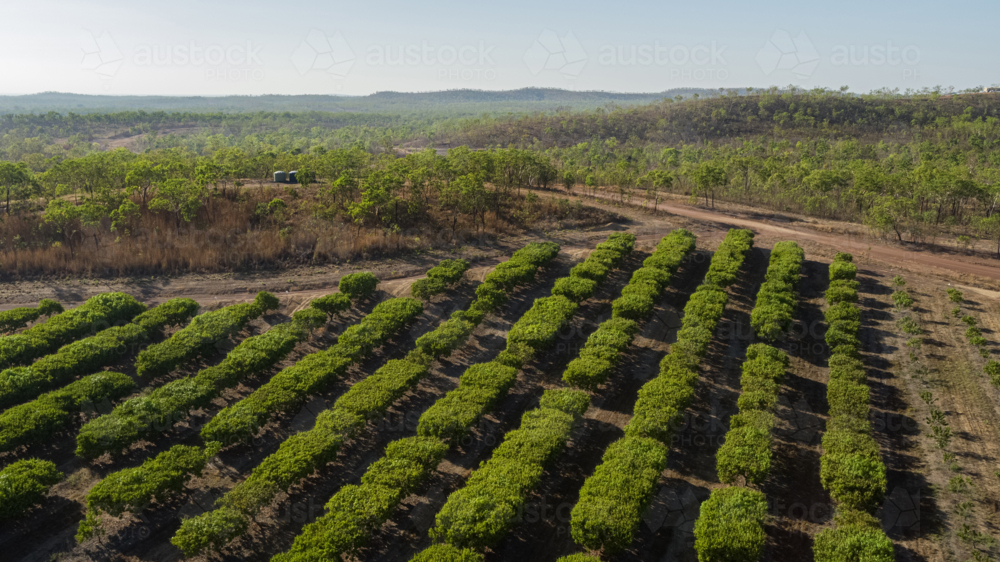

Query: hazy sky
[1,0,996,96]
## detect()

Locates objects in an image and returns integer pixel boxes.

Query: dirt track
[545,188,1000,288]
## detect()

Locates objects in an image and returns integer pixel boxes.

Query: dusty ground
[4,191,1000,561]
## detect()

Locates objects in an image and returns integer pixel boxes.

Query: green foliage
[0,371,133,453]
[830,261,859,282]
[891,290,914,310]
[469,242,559,316]
[411,259,469,300]
[693,487,768,562]
[0,292,147,370]
[946,287,964,304]
[569,232,749,553]
[409,544,484,562]
[272,437,449,561]
[135,293,277,378]
[750,241,803,340]
[80,444,218,542]
[202,297,422,445]
[570,437,668,553]
[507,295,578,352]
[825,279,860,304]
[715,344,787,484]
[552,276,598,303]
[416,315,475,357]
[0,459,62,520]
[338,272,380,300]
[0,299,63,334]
[76,317,315,458]
[418,361,518,439]
[897,315,921,335]
[703,230,754,288]
[813,509,894,562]
[172,507,249,557]
[571,260,609,284]
[985,360,1000,386]
[0,298,196,409]
[429,392,589,549]
[309,293,351,317]
[179,245,552,555]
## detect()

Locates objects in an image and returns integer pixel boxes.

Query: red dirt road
[553,189,1000,286]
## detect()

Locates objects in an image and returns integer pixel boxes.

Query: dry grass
[0,187,610,279]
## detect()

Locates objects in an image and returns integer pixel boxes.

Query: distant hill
[0,88,721,115]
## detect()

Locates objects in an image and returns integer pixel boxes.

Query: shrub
[827,379,870,419]
[338,272,379,300]
[410,277,447,300]
[825,280,859,304]
[570,437,668,553]
[751,241,803,340]
[201,297,422,445]
[0,299,64,334]
[813,509,894,562]
[171,507,249,557]
[946,287,964,304]
[552,276,598,302]
[891,290,914,310]
[79,444,219,542]
[612,283,659,320]
[0,372,133,453]
[309,293,351,316]
[418,361,518,439]
[571,260,609,283]
[409,544,484,562]
[0,459,62,520]
[507,296,578,352]
[429,258,471,283]
[0,298,197,409]
[821,452,887,511]
[986,360,1000,386]
[272,437,449,561]
[76,318,315,458]
[716,425,772,485]
[570,228,752,555]
[693,487,768,562]
[135,293,277,378]
[830,260,858,281]
[415,316,476,357]
[429,391,589,550]
[412,259,470,300]
[0,292,147,370]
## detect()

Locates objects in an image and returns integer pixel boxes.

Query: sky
[1,0,996,97]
